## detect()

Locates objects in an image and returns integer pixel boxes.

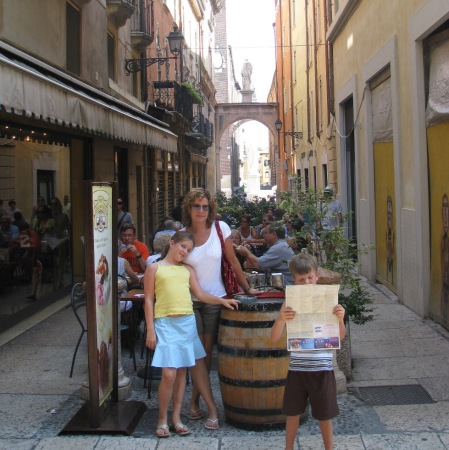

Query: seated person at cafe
[0,216,19,247]
[119,224,150,274]
[17,223,42,302]
[146,232,173,266]
[236,221,295,287]
[237,214,259,244]
[118,255,140,312]
[230,229,246,270]
[14,211,29,232]
[33,204,55,237]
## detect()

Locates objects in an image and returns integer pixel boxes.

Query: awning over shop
[0,46,178,153]
[187,149,207,164]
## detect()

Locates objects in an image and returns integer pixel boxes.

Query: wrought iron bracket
[125,56,178,75]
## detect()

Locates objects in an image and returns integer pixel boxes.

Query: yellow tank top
[154,263,194,318]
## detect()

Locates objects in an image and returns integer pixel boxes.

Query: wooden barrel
[217,298,289,430]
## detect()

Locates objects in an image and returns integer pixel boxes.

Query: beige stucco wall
[0,0,109,90]
[331,0,423,206]
[329,0,449,318]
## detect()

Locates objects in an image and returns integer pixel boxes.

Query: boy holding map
[271,253,346,450]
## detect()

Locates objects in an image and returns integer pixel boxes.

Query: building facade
[328,0,449,328]
[0,0,221,335]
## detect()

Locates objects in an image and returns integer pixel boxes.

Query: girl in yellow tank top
[143,231,240,438]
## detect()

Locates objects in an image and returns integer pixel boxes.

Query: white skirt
[152,314,206,368]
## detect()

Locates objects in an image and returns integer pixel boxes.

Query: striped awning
[0,45,178,152]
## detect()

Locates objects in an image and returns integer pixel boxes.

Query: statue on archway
[241,59,253,90]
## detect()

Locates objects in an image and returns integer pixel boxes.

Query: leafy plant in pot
[278,176,374,324]
[278,176,375,377]
[181,81,203,105]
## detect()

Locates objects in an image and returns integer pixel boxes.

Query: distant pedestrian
[117,197,134,233]
[171,196,184,223]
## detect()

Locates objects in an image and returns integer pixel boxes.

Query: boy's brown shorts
[282,370,339,421]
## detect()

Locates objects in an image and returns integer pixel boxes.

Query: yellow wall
[374,142,396,292]
[331,0,423,204]
[428,121,449,327]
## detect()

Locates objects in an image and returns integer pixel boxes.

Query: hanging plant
[181,81,203,105]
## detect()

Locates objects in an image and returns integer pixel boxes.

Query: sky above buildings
[226,0,276,102]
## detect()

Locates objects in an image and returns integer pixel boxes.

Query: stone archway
[215,102,279,145]
[215,102,280,193]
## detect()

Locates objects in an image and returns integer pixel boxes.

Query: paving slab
[155,436,219,449]
[351,355,449,381]
[33,436,99,450]
[374,403,449,432]
[97,436,157,449]
[0,439,39,450]
[362,432,448,449]
[419,376,449,401]
[222,435,297,449]
[299,434,365,449]
[351,336,449,358]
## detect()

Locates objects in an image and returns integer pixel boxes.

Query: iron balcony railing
[151,81,194,122]
[193,113,214,143]
[131,0,154,44]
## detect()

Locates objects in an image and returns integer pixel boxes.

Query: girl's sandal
[204,418,219,430]
[189,408,204,420]
[156,423,170,438]
[169,422,191,436]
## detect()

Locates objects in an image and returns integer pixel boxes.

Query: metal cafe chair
[69,283,87,377]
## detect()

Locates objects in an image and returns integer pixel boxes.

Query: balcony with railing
[107,0,136,27]
[130,0,154,49]
[150,81,213,151]
[186,112,214,151]
[151,81,195,122]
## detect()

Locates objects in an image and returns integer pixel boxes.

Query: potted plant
[181,81,203,105]
[278,176,374,379]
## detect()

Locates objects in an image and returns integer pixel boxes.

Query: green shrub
[278,176,374,325]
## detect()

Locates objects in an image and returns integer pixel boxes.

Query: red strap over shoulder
[215,220,226,253]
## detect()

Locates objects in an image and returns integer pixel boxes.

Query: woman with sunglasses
[181,189,258,429]
[237,213,259,245]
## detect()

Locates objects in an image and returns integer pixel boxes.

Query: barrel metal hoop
[217,344,289,358]
[223,401,284,416]
[231,301,283,312]
[219,318,275,328]
[219,373,286,388]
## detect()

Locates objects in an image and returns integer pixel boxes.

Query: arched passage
[215,102,280,194]
[215,102,279,145]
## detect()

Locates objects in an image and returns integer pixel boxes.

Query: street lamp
[275,119,303,140]
[124,26,184,75]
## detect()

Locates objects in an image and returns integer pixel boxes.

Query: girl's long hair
[160,230,195,259]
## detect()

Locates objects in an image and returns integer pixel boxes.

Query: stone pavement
[1,281,449,449]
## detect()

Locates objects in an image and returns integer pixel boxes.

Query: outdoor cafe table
[123,289,145,301]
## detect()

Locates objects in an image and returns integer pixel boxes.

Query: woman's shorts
[192,301,222,335]
[282,370,339,421]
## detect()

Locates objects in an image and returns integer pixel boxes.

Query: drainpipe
[326,0,335,116]
[312,0,319,138]
[305,0,311,143]
[288,0,295,174]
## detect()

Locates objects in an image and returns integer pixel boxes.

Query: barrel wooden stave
[218,299,289,429]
